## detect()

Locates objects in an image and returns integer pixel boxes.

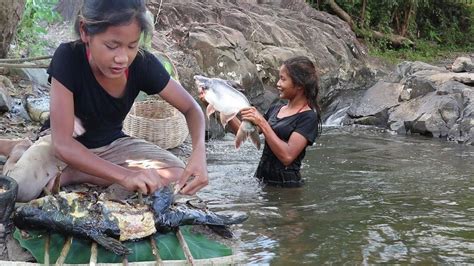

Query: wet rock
[403,75,436,99]
[389,93,463,138]
[347,80,403,127]
[341,59,474,145]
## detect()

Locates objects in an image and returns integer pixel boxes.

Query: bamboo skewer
[44,234,50,266]
[89,242,98,266]
[55,236,72,266]
[0,55,52,63]
[150,236,162,266]
[176,228,194,265]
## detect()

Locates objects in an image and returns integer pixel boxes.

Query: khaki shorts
[4,135,184,202]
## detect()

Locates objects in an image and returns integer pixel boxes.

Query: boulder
[451,56,474,73]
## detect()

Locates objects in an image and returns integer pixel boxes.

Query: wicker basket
[123,99,189,149]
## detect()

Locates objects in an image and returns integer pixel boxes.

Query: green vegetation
[14,0,61,57]
[308,0,474,63]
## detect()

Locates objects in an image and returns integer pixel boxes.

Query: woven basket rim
[123,98,189,149]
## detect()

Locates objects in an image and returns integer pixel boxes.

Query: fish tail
[249,129,261,150]
[90,234,131,256]
[235,126,248,149]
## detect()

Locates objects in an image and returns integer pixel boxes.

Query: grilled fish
[13,187,247,255]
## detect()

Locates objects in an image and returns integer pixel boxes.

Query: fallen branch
[326,0,414,48]
[0,63,49,69]
[0,55,52,63]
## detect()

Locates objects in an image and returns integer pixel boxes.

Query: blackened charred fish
[13,187,247,256]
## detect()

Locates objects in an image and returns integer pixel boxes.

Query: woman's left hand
[174,150,209,195]
[240,107,265,127]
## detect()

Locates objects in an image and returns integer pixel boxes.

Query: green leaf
[13,226,232,263]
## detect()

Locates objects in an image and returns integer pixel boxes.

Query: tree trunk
[0,0,25,58]
[371,30,414,48]
[360,0,367,26]
[55,0,82,22]
[399,2,414,37]
[326,0,353,30]
[326,0,414,49]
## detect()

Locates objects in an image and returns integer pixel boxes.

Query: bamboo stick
[2,254,242,265]
[55,236,73,266]
[176,228,194,265]
[44,234,50,266]
[150,236,162,266]
[0,63,49,69]
[0,55,52,63]
[89,242,97,266]
[138,192,144,205]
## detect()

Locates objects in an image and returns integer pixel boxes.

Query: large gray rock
[451,56,474,73]
[149,0,369,110]
[343,60,473,144]
[347,80,403,127]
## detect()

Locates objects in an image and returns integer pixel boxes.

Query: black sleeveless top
[255,103,318,187]
[47,42,170,148]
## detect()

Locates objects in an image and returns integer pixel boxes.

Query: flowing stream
[199,127,474,264]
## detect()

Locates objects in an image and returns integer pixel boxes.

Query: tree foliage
[308,0,473,61]
[14,0,61,57]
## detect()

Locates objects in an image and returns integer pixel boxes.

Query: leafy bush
[14,0,61,57]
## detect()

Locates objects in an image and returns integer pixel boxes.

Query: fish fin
[235,125,248,149]
[206,225,234,239]
[224,80,245,92]
[206,105,216,118]
[249,129,261,150]
[219,112,236,128]
[90,234,131,256]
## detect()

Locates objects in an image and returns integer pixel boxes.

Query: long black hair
[283,56,322,137]
[74,0,152,38]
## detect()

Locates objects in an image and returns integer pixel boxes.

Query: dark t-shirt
[47,42,170,148]
[255,103,318,186]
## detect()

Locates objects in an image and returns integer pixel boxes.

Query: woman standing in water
[227,56,322,187]
[1,0,208,201]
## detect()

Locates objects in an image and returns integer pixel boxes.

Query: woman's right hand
[119,169,167,195]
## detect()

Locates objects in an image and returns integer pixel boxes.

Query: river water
[199,127,474,264]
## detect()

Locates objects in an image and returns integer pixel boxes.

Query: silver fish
[194,75,260,150]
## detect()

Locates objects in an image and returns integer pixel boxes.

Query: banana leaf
[14,226,232,264]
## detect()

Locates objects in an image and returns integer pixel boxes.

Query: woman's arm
[240,107,307,166]
[50,78,161,194]
[159,78,208,195]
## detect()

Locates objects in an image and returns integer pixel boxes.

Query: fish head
[193,75,212,94]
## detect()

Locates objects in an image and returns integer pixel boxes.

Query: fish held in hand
[194,75,261,149]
